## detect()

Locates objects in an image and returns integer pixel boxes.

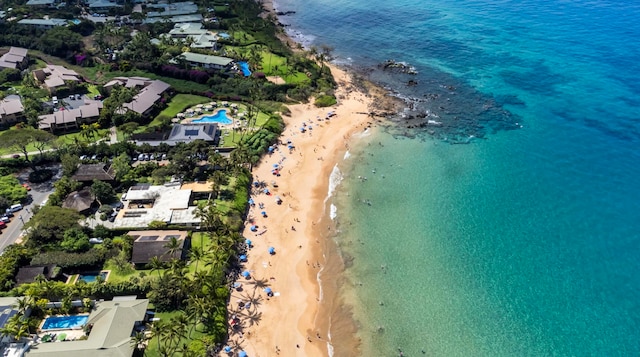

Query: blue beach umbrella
[273,163,279,168]
[245,239,252,247]
[233,282,242,288]
[238,351,247,357]
[253,181,259,187]
[242,271,250,278]
[250,225,257,232]
[261,211,267,216]
[224,346,232,353]
[268,247,275,255]
[248,198,254,205]
[239,254,247,262]
[268,146,274,152]
[288,144,294,149]
[264,287,272,294]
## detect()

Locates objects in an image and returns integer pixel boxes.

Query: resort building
[166,23,219,49]
[17,18,67,29]
[25,0,56,7]
[0,95,25,126]
[0,47,28,70]
[131,123,219,146]
[129,230,188,267]
[26,298,150,357]
[38,100,102,132]
[61,188,96,214]
[146,1,198,18]
[178,51,234,70]
[103,77,171,117]
[87,0,122,13]
[14,265,58,286]
[71,164,116,183]
[113,183,201,228]
[33,65,82,94]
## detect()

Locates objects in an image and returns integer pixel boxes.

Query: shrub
[30,248,118,269]
[314,94,337,107]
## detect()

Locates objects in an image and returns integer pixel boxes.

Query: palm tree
[130,331,149,356]
[189,246,204,274]
[164,237,183,260]
[148,256,165,279]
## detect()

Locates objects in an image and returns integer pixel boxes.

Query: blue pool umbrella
[238,351,247,357]
[264,287,272,294]
[239,254,247,262]
[242,271,250,278]
[268,247,275,255]
[224,346,232,353]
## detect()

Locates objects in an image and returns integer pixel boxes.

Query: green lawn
[144,311,207,357]
[102,260,152,284]
[150,94,211,126]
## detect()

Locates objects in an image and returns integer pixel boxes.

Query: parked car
[89,238,104,244]
[3,211,13,218]
[0,216,10,223]
[76,94,82,100]
[21,183,31,191]
[0,221,6,229]
[149,154,155,161]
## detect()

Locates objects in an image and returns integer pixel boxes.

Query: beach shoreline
[221,2,402,357]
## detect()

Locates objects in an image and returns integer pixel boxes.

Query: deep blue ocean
[274,0,640,355]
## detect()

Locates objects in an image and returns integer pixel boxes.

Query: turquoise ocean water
[274,0,640,355]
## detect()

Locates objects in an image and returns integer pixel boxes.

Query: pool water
[192,109,233,124]
[78,271,108,283]
[41,315,88,330]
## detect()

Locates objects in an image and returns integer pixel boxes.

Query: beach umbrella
[239,254,247,262]
[288,144,294,150]
[268,247,275,255]
[57,333,67,341]
[245,239,252,247]
[177,112,185,118]
[248,198,254,205]
[233,282,242,289]
[224,346,232,353]
[238,351,247,357]
[242,271,251,278]
[263,188,270,194]
[250,225,257,232]
[264,287,272,294]
[253,181,260,187]
[261,211,267,216]
[196,104,203,108]
[273,163,279,168]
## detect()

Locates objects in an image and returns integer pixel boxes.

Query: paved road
[0,168,58,252]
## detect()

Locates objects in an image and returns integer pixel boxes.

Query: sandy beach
[223,62,395,357]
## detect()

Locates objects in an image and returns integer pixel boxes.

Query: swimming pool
[77,271,108,283]
[41,315,89,330]
[238,61,252,77]
[192,110,233,124]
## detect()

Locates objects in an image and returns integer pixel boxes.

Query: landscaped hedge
[30,248,119,269]
[0,245,36,291]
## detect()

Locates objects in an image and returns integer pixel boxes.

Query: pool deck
[68,270,111,284]
[181,106,244,128]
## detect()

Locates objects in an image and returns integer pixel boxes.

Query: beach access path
[225,65,380,357]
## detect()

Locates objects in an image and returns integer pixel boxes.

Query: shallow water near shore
[275,0,640,355]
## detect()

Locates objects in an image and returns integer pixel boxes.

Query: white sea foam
[329,204,337,220]
[326,164,343,200]
[343,150,351,160]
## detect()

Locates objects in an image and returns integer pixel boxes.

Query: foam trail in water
[343,150,351,160]
[326,164,343,201]
[329,204,338,220]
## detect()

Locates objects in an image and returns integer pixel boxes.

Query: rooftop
[26,299,149,357]
[61,188,95,213]
[132,123,218,146]
[17,18,68,26]
[71,164,116,182]
[129,230,188,264]
[180,52,234,66]
[0,95,24,117]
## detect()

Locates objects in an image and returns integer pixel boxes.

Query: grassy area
[144,311,207,357]
[150,94,211,126]
[102,260,152,284]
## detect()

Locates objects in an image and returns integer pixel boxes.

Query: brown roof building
[0,95,25,126]
[129,230,188,266]
[71,163,116,182]
[15,265,58,285]
[0,47,28,70]
[62,187,96,213]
